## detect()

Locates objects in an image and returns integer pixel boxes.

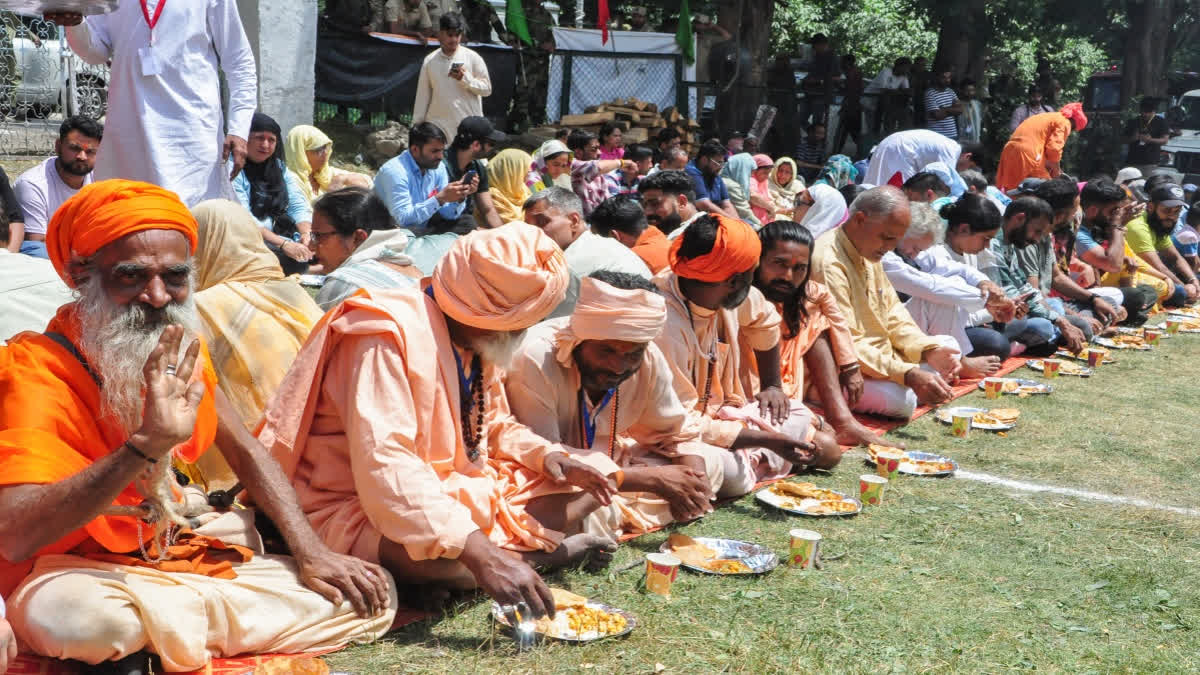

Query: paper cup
[644,553,680,596]
[1166,319,1181,335]
[1086,348,1104,368]
[874,447,905,480]
[859,474,887,506]
[1144,329,1161,346]
[983,377,1005,399]
[1042,359,1062,378]
[951,412,972,438]
[788,528,821,569]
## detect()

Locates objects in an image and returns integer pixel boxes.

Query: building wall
[236,0,317,134]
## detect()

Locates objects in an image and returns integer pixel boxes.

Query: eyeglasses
[309,230,343,243]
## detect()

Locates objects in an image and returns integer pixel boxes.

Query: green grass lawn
[330,330,1200,673]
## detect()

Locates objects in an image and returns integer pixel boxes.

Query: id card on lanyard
[137,0,166,76]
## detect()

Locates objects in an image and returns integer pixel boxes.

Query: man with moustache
[11,115,102,259]
[1068,179,1158,323]
[504,271,726,539]
[653,214,841,499]
[638,170,702,237]
[1123,183,1199,307]
[0,181,395,674]
[257,225,620,622]
[810,186,962,420]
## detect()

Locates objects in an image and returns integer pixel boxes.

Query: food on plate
[989,408,1020,424]
[1017,385,1043,394]
[701,559,753,574]
[906,458,956,474]
[1002,380,1021,393]
[529,590,629,638]
[770,481,841,501]
[1112,334,1148,347]
[563,605,627,636]
[972,412,1002,426]
[254,658,329,675]
[803,500,859,515]
[666,533,754,573]
[550,587,589,610]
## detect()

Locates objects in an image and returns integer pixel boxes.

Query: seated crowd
[2,98,1197,674]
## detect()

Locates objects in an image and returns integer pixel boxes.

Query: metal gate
[0,11,108,156]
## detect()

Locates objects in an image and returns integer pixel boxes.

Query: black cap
[456,116,506,144]
[1006,177,1045,197]
[1150,183,1188,208]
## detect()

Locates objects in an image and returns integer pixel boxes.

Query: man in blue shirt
[373,122,477,233]
[684,140,737,218]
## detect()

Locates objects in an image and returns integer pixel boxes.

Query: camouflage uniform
[460,0,504,44]
[506,0,555,132]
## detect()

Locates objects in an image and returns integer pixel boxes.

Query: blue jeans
[19,240,47,258]
[964,326,1011,358]
[1165,283,1188,308]
[1003,317,1058,347]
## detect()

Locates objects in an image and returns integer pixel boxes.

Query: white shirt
[0,250,74,343]
[865,67,910,94]
[412,45,492,144]
[863,129,962,188]
[13,157,93,235]
[65,0,257,206]
[564,229,653,279]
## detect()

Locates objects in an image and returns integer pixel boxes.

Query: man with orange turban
[0,180,396,674]
[995,103,1088,192]
[257,224,619,621]
[505,271,730,539]
[651,214,843,499]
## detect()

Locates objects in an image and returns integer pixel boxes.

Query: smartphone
[449,62,464,75]
[1018,291,1037,302]
[461,169,478,184]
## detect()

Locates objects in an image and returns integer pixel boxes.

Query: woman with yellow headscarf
[285,125,372,203]
[487,148,535,223]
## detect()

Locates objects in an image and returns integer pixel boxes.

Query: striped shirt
[924,87,959,138]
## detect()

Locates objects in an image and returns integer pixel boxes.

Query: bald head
[843,186,911,262]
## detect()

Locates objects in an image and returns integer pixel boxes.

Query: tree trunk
[932,0,989,85]
[715,0,776,134]
[1122,0,1174,101]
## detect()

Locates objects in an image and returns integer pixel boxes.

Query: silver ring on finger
[165,365,177,376]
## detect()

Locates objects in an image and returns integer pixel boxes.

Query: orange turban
[46,179,198,287]
[555,277,666,364]
[1060,102,1088,132]
[668,214,761,282]
[432,222,569,331]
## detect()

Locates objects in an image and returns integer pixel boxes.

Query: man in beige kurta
[258,224,617,620]
[810,186,962,419]
[652,214,843,498]
[412,14,492,143]
[506,273,728,539]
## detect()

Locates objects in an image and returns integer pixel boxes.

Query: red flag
[599,0,610,44]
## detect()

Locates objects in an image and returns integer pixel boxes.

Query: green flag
[676,0,694,64]
[506,0,532,46]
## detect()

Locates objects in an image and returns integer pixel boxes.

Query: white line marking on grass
[954,469,1200,517]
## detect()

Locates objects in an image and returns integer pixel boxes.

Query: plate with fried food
[1025,359,1093,376]
[246,657,335,675]
[934,406,1018,431]
[755,481,862,517]
[865,444,959,476]
[1167,314,1200,332]
[660,533,778,575]
[1093,335,1151,350]
[1054,348,1115,364]
[491,589,636,642]
[975,377,1053,396]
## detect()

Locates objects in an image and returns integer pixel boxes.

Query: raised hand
[135,326,205,457]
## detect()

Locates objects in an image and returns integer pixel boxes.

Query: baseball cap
[1149,183,1188,208]
[1184,183,1198,193]
[1126,178,1148,202]
[456,116,506,144]
[1006,177,1045,197]
[1115,167,1142,184]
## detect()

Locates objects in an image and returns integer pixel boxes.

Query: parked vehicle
[8,32,108,119]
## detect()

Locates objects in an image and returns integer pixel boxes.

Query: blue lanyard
[578,387,615,448]
[452,345,479,401]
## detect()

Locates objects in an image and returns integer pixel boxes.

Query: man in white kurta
[58,0,257,206]
[412,14,492,144]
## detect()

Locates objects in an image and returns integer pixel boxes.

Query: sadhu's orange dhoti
[994,105,1087,192]
[0,180,395,672]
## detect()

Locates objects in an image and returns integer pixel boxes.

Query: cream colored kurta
[412,45,492,143]
[651,271,781,448]
[257,288,574,565]
[505,318,726,535]
[810,228,942,385]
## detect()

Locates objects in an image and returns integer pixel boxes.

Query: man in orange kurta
[257,224,618,621]
[505,272,728,539]
[748,221,891,448]
[0,181,394,673]
[995,103,1088,192]
[652,214,842,498]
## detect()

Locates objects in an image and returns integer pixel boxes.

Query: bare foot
[832,419,901,448]
[528,534,617,572]
[960,355,1001,379]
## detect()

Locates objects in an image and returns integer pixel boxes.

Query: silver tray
[491,600,636,643]
[934,406,1016,431]
[975,377,1053,395]
[755,484,862,517]
[0,0,118,14]
[1025,359,1093,376]
[1054,349,1115,364]
[658,536,779,575]
[1118,325,1170,339]
[867,447,959,476]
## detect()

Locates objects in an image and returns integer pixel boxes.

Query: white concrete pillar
[236,0,317,134]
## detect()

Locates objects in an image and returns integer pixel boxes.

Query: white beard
[468,329,525,372]
[74,275,200,434]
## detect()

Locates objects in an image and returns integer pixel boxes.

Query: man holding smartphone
[432,116,507,233]
[413,13,493,145]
